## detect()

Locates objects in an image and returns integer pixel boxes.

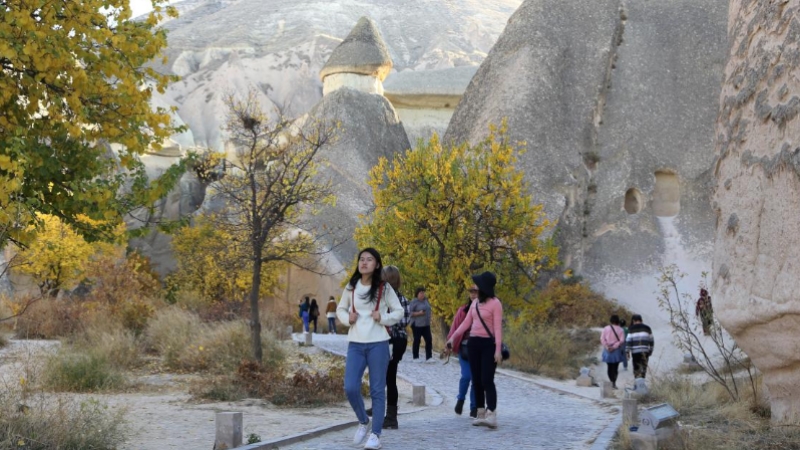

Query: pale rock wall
[445,0,728,370]
[713,0,800,424]
[323,73,384,96]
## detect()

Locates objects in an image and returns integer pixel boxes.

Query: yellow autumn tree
[355,123,559,319]
[15,214,124,297]
[0,1,181,249]
[170,215,282,304]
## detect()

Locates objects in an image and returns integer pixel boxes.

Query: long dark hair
[478,291,491,303]
[348,247,383,302]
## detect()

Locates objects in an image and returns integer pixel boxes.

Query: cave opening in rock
[624,188,643,214]
[653,171,680,217]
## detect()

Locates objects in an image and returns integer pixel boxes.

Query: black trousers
[468,336,497,411]
[387,336,407,407]
[607,362,620,384]
[632,353,650,379]
[412,325,432,360]
[310,317,318,333]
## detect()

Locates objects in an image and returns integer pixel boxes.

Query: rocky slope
[149,0,522,150]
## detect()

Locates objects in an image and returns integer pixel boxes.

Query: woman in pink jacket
[601,315,626,389]
[446,271,503,429]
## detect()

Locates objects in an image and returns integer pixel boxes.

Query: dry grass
[504,324,598,379]
[613,374,800,450]
[145,307,283,374]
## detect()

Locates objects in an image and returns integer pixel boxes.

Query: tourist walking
[409,287,433,362]
[299,297,310,333]
[366,265,410,429]
[326,296,337,334]
[696,288,713,336]
[309,298,320,333]
[600,315,626,389]
[337,248,404,450]
[446,283,478,418]
[626,314,654,380]
[446,271,503,429]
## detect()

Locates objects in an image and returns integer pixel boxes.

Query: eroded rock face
[445,0,728,368]
[713,0,800,424]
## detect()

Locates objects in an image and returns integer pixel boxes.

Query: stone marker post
[305,331,313,346]
[623,398,638,424]
[412,384,426,406]
[215,412,242,449]
[601,381,615,399]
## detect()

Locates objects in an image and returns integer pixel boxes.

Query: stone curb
[235,419,360,450]
[589,414,623,450]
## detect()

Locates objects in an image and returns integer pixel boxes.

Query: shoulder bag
[475,301,510,361]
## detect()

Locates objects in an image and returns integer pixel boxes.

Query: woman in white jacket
[337,248,403,450]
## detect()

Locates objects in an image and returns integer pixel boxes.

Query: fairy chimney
[319,16,393,96]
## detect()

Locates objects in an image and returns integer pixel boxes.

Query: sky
[129,0,180,19]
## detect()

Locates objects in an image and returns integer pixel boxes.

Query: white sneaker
[424,358,436,364]
[364,433,382,449]
[353,423,369,445]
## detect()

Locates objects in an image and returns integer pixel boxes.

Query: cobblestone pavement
[281,334,616,450]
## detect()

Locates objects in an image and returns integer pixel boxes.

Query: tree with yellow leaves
[170,215,281,304]
[0,1,181,249]
[15,214,123,297]
[355,123,558,320]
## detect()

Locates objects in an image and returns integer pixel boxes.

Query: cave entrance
[653,171,680,217]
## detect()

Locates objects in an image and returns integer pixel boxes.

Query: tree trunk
[249,257,263,363]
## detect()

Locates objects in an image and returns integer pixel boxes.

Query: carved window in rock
[624,188,643,214]
[653,171,680,217]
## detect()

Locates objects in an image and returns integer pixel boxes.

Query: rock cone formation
[320,16,393,82]
[713,0,800,424]
[306,18,411,265]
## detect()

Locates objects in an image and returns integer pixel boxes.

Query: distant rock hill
[148,0,522,150]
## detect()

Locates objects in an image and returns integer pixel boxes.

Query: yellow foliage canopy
[0,0,179,247]
[355,123,558,318]
[170,216,281,303]
[14,214,125,295]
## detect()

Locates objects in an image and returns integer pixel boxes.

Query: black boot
[469,408,478,418]
[455,399,465,415]
[366,407,372,417]
[383,405,398,429]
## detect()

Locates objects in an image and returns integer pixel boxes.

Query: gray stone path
[281,334,616,450]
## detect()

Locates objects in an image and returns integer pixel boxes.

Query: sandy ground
[0,338,413,449]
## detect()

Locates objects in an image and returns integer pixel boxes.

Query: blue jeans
[458,355,476,410]
[345,341,390,436]
[301,311,309,332]
[328,317,336,334]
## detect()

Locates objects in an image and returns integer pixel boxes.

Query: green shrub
[504,324,598,379]
[43,350,124,392]
[527,279,632,327]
